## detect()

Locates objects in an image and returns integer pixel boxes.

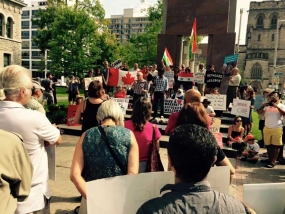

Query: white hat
[33,81,45,91]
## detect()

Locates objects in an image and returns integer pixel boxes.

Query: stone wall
[0,0,26,68]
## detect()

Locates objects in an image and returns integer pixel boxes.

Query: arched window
[6,17,12,38]
[0,14,3,36]
[257,15,264,28]
[271,14,278,28]
[251,63,262,79]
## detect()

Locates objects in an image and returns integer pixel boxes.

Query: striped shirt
[154,76,168,92]
[132,80,148,95]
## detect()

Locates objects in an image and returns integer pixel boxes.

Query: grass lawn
[251,111,262,140]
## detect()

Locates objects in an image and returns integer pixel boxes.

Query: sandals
[265,163,275,168]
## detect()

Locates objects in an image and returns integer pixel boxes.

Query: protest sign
[112,59,122,69]
[254,94,264,110]
[224,53,239,64]
[164,71,174,88]
[204,71,223,88]
[86,167,230,213]
[212,132,224,148]
[84,76,103,90]
[194,72,205,84]
[231,99,251,118]
[46,146,56,181]
[164,99,184,113]
[87,171,174,214]
[66,105,80,126]
[205,94,227,110]
[210,118,221,133]
[110,98,129,115]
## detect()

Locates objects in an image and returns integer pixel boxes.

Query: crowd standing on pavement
[1,59,285,213]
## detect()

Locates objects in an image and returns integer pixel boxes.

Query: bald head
[184,89,201,104]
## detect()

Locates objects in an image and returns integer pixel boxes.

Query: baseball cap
[244,134,255,142]
[33,81,45,91]
[263,88,272,93]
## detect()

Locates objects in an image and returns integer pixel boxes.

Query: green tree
[33,0,119,77]
[120,0,163,67]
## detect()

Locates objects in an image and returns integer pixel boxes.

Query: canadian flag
[108,68,137,86]
[178,72,194,82]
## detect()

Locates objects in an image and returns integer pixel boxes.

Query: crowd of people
[2,61,285,214]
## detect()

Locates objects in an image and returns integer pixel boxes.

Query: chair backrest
[243,183,285,214]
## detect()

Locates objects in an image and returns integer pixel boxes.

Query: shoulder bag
[98,126,127,175]
[145,125,164,172]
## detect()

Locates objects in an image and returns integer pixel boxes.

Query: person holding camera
[257,91,285,168]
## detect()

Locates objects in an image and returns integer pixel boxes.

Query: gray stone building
[238,0,285,93]
[0,0,26,69]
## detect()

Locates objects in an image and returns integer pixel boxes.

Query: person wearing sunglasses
[227,116,245,152]
[257,91,285,168]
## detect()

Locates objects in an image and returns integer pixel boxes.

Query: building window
[271,14,278,28]
[21,31,29,39]
[272,34,275,42]
[22,60,30,69]
[32,31,38,37]
[32,10,39,17]
[4,54,11,67]
[6,17,12,38]
[22,51,30,59]
[32,51,41,59]
[22,10,30,19]
[22,41,30,49]
[0,14,3,36]
[258,34,261,42]
[251,63,262,79]
[32,41,38,49]
[22,21,29,29]
[257,15,264,28]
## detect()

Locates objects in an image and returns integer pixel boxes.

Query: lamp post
[273,19,285,92]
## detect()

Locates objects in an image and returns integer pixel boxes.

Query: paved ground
[49,134,285,213]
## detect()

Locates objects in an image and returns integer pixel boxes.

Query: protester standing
[226,67,241,110]
[125,97,161,172]
[41,72,54,105]
[0,65,62,213]
[151,69,168,120]
[51,74,58,105]
[24,80,46,114]
[67,75,79,105]
[241,87,255,136]
[131,72,148,105]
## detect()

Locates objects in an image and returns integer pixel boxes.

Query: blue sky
[24,0,264,44]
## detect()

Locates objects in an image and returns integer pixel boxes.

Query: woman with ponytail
[125,97,162,173]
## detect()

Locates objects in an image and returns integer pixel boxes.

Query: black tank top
[231,125,241,138]
[81,99,104,133]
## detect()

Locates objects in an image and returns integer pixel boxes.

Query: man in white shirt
[226,68,241,109]
[0,65,62,213]
[202,99,216,117]
[257,91,285,168]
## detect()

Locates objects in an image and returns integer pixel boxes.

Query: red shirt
[124,121,161,161]
[114,91,126,98]
[165,111,211,134]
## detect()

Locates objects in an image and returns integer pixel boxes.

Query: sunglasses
[236,120,242,122]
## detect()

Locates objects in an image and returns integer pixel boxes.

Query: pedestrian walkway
[49,135,285,213]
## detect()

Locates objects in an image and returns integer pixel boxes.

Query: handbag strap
[98,126,127,174]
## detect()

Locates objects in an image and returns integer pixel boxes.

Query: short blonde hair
[97,100,124,126]
[0,65,32,101]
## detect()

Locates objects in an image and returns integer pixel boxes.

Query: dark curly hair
[88,81,104,98]
[176,102,209,129]
[131,97,152,131]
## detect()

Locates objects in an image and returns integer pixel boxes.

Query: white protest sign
[46,146,56,181]
[194,72,205,84]
[164,99,184,113]
[110,97,129,115]
[84,76,103,90]
[87,172,174,214]
[205,94,227,110]
[231,99,251,118]
[208,166,230,194]
[86,167,230,214]
[210,118,221,133]
[164,71,174,89]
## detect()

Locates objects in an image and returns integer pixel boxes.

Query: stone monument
[157,0,237,69]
